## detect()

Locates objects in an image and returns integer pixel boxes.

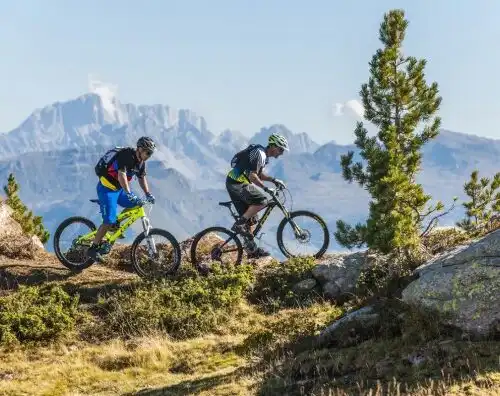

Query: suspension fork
[141,215,158,255]
[275,199,303,236]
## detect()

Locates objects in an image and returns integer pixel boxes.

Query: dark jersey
[227,145,268,184]
[100,147,146,190]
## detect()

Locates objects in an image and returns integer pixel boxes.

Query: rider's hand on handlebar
[145,192,156,204]
[272,178,286,190]
[263,186,276,196]
[127,192,146,206]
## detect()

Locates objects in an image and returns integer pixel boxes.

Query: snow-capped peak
[88,74,126,124]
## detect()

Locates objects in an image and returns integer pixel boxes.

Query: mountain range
[1,91,499,258]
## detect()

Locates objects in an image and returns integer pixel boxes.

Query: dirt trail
[0,251,140,302]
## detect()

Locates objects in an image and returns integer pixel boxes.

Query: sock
[236,216,247,224]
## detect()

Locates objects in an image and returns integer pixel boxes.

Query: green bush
[97,264,255,340]
[248,256,321,312]
[3,173,50,244]
[0,285,80,345]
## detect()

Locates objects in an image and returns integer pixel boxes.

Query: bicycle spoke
[132,233,179,277]
[190,227,243,274]
[278,211,330,258]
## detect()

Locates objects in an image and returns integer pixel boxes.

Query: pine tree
[3,173,50,244]
[334,9,446,256]
[457,170,500,235]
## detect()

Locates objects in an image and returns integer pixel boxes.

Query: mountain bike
[189,184,330,273]
[53,198,182,278]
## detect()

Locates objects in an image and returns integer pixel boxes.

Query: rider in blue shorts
[87,136,157,262]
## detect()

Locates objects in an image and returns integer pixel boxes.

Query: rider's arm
[247,148,269,188]
[259,170,275,182]
[138,175,150,195]
[118,171,132,194]
[136,162,150,194]
[248,171,266,189]
[115,150,134,194]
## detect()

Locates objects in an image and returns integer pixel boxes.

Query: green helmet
[268,133,289,151]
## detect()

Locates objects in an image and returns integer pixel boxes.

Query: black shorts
[225,177,268,216]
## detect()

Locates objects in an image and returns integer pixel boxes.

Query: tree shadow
[0,264,78,289]
[127,369,246,396]
[252,318,500,395]
[0,264,140,303]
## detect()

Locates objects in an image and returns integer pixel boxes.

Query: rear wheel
[190,226,244,275]
[53,216,97,272]
[130,228,182,279]
[277,210,330,259]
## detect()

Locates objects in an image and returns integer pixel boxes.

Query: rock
[0,202,45,258]
[31,235,45,251]
[316,306,381,347]
[292,278,317,293]
[0,204,23,236]
[406,351,427,366]
[402,229,500,338]
[323,281,342,299]
[311,251,371,299]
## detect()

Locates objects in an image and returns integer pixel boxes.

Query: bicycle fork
[141,216,158,255]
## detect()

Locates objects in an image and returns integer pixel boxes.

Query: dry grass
[0,334,255,396]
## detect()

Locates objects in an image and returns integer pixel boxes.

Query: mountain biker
[86,136,157,262]
[226,132,289,258]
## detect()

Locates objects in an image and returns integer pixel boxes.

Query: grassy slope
[0,248,499,396]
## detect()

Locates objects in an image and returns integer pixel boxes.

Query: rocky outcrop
[316,305,381,347]
[297,251,377,300]
[402,229,500,338]
[0,203,45,259]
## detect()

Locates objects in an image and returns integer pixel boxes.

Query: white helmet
[268,133,289,151]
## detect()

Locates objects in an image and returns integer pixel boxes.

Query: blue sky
[1,0,499,144]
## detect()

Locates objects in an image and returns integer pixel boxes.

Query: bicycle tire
[190,226,244,274]
[130,228,182,278]
[53,216,97,272]
[276,210,330,259]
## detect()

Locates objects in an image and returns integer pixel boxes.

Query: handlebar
[266,183,288,204]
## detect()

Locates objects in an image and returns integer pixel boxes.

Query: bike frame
[226,187,302,238]
[75,204,153,246]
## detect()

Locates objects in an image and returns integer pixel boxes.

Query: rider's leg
[87,183,120,261]
[230,184,268,233]
[117,188,139,209]
[227,184,271,258]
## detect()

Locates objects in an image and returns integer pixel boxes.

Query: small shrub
[248,256,321,312]
[0,285,80,345]
[97,263,255,340]
[422,227,470,256]
[3,173,50,244]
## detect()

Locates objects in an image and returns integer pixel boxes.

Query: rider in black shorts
[225,133,289,258]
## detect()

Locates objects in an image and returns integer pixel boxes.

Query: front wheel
[190,226,244,275]
[277,210,330,259]
[53,216,97,272]
[130,228,182,279]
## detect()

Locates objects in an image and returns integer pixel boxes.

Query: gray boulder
[402,229,500,338]
[311,251,376,299]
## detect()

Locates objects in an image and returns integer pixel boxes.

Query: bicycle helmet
[268,133,289,151]
[137,136,157,152]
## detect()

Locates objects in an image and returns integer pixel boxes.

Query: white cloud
[87,74,125,123]
[333,99,365,119]
[88,74,119,116]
